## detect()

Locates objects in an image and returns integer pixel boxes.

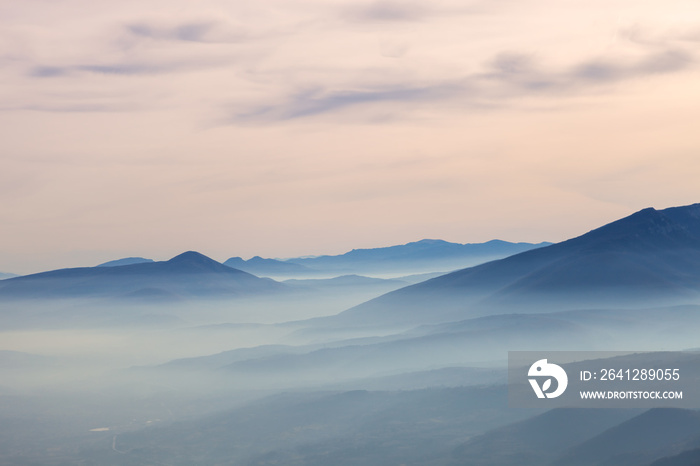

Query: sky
[2,0,700,274]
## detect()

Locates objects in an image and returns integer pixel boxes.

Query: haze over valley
[2,204,700,465]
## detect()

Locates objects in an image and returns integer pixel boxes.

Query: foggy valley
[1,205,700,465]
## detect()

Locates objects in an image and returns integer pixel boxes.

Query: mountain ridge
[0,251,284,299]
[223,239,551,277]
[318,203,700,326]
[286,238,551,268]
[96,257,154,267]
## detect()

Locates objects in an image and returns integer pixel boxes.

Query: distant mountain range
[223,256,313,277]
[285,239,551,275]
[0,272,18,280]
[0,238,548,302]
[5,203,700,323]
[219,239,550,278]
[324,203,700,326]
[96,257,154,267]
[76,239,551,280]
[0,251,284,300]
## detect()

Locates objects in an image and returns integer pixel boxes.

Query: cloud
[482,47,695,94]
[682,28,700,42]
[10,5,700,128]
[340,0,482,23]
[22,18,257,80]
[489,53,537,76]
[225,44,696,124]
[233,84,459,121]
[2,102,139,113]
[124,20,247,43]
[571,49,692,83]
[479,53,559,91]
[77,61,207,76]
[29,66,68,78]
[343,1,430,22]
[28,55,235,78]
[621,24,700,47]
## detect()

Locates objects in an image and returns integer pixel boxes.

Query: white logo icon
[528,359,568,399]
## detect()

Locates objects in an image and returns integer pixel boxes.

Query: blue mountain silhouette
[326,203,700,325]
[0,251,284,299]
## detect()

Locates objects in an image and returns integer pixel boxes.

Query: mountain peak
[0,250,284,300]
[569,202,700,252]
[97,257,154,267]
[413,239,449,245]
[329,202,700,326]
[165,251,233,273]
[168,251,216,264]
[223,257,245,265]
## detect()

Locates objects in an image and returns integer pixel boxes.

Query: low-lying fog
[2,270,700,465]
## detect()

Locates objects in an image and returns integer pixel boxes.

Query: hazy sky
[2,0,699,274]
